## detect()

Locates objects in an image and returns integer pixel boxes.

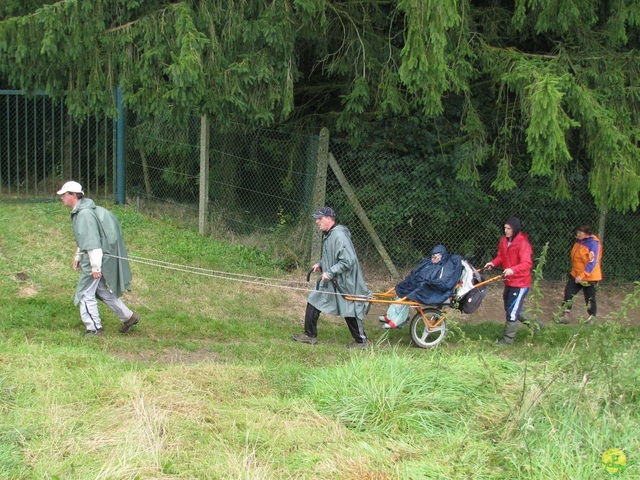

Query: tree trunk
[140,149,152,197]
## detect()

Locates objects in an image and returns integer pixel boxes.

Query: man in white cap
[57,181,140,336]
[292,206,371,348]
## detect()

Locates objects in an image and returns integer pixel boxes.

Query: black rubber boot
[497,322,519,346]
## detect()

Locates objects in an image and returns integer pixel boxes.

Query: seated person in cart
[379,244,462,329]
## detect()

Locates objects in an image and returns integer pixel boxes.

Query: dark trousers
[503,286,529,323]
[563,276,598,316]
[304,303,368,343]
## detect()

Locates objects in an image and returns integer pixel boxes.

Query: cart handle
[473,274,504,289]
[306,268,314,282]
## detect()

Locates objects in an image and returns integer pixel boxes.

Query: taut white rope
[101,253,370,299]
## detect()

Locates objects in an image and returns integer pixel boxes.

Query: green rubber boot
[497,322,519,346]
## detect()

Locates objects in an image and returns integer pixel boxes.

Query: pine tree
[1,1,639,211]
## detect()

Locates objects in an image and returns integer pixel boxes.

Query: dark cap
[312,206,336,218]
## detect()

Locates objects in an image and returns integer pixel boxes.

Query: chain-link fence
[327,140,640,282]
[0,91,115,198]
[125,113,638,282]
[2,91,639,282]
[125,113,321,268]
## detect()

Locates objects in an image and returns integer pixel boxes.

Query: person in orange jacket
[558,224,602,324]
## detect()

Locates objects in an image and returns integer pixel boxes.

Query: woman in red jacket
[558,224,602,324]
[484,217,534,345]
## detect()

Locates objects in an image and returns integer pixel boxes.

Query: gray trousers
[79,278,133,331]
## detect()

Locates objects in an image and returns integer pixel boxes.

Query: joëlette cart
[345,272,503,348]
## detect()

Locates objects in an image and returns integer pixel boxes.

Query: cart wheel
[409,308,447,348]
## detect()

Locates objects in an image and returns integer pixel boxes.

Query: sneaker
[85,328,104,337]
[119,313,140,333]
[292,333,317,345]
[585,315,596,325]
[378,315,387,323]
[347,340,369,349]
[381,316,398,329]
[382,319,407,329]
[557,312,571,324]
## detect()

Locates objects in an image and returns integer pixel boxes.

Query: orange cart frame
[345,275,503,348]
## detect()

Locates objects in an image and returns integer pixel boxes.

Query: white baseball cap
[57,181,84,195]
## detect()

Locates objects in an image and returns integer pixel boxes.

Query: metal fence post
[199,114,210,235]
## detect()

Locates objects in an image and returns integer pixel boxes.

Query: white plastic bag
[384,300,410,328]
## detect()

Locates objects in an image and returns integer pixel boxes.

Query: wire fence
[124,113,321,269]
[327,140,639,282]
[1,91,639,282]
[0,91,115,198]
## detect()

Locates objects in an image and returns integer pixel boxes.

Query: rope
[100,253,363,298]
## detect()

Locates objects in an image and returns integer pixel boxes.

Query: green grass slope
[0,201,638,479]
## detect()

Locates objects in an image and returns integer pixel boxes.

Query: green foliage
[2,1,640,211]
[524,242,548,329]
[397,0,468,116]
[525,74,578,178]
[456,97,489,184]
[1,202,640,478]
[336,77,371,145]
[307,351,516,435]
[0,0,297,122]
[513,0,597,36]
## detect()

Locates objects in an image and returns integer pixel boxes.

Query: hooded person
[379,244,463,329]
[484,216,538,345]
[58,181,140,335]
[292,207,372,348]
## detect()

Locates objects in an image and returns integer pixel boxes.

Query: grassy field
[0,201,638,479]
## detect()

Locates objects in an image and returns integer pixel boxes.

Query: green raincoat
[308,225,371,319]
[70,198,132,306]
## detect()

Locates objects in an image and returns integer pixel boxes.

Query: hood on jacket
[71,197,96,215]
[430,244,449,262]
[505,216,521,238]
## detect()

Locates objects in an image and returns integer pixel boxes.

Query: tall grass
[1,201,638,479]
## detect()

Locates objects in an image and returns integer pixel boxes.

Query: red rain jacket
[490,232,533,288]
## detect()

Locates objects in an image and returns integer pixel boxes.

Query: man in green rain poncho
[292,207,371,348]
[58,181,140,336]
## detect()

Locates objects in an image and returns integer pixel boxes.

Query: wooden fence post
[199,114,210,236]
[328,153,401,279]
[310,127,330,261]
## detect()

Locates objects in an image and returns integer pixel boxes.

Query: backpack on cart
[454,260,487,314]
